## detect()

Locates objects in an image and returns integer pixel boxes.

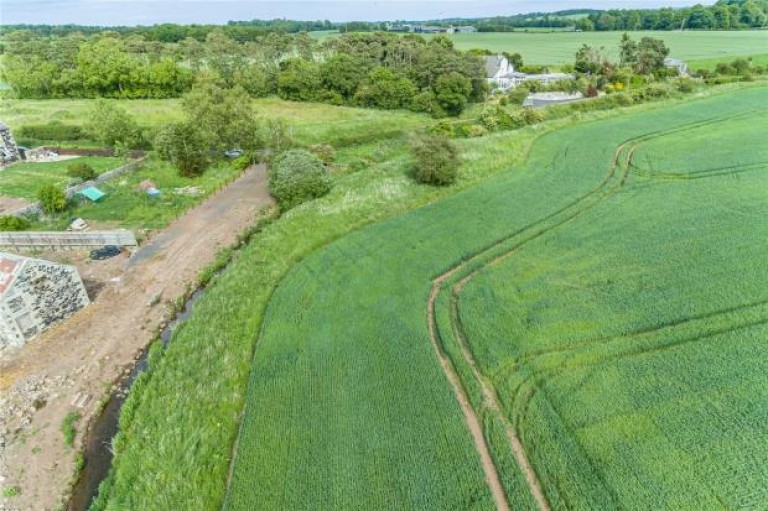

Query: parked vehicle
[89,245,122,260]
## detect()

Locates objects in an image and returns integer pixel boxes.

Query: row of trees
[576,0,768,31]
[574,34,671,77]
[1,19,336,42]
[2,30,487,116]
[278,34,485,115]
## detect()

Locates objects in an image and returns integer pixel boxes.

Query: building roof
[484,55,507,78]
[0,252,23,295]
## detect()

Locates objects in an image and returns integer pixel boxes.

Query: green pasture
[91,83,768,510]
[688,52,768,71]
[0,156,122,200]
[0,97,429,147]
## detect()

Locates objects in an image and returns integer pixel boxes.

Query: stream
[67,286,207,511]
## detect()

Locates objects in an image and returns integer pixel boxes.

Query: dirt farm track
[0,165,272,510]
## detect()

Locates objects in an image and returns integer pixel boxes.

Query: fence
[0,230,138,250]
[11,157,147,218]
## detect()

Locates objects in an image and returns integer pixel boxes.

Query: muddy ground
[0,165,273,510]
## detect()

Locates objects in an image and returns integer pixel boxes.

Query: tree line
[2,30,486,116]
[576,0,768,31]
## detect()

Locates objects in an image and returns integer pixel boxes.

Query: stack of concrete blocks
[0,252,90,349]
[0,122,20,165]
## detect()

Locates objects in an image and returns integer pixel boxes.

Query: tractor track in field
[425,111,767,510]
[424,140,634,511]
[425,121,694,509]
[427,273,511,511]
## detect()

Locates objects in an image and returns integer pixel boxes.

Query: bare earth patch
[0,196,31,215]
[0,165,273,510]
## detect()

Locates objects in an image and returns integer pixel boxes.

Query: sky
[2,0,708,26]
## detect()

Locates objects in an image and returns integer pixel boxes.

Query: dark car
[89,245,122,260]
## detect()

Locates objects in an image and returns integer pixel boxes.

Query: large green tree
[635,37,670,76]
[433,72,473,116]
[87,99,141,148]
[181,81,261,151]
[154,122,209,177]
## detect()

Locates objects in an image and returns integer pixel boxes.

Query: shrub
[0,215,31,231]
[460,124,488,138]
[410,135,460,186]
[37,184,68,214]
[17,124,84,141]
[427,120,456,138]
[269,149,332,209]
[506,87,529,106]
[308,144,336,164]
[231,153,256,172]
[67,162,97,181]
[154,122,209,177]
[411,90,446,118]
[522,107,544,125]
[87,99,140,148]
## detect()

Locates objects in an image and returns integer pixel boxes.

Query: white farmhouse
[0,252,89,349]
[485,55,514,89]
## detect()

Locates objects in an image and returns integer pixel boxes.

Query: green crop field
[312,29,768,66]
[0,156,123,200]
[222,84,768,509]
[91,83,768,510]
[444,30,768,64]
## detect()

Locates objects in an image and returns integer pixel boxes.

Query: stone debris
[0,371,76,505]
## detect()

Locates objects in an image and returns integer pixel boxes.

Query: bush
[231,153,256,172]
[87,99,140,148]
[506,87,529,105]
[411,90,446,118]
[410,135,460,186]
[37,184,68,214]
[17,124,85,141]
[154,122,210,177]
[427,120,456,138]
[522,107,544,125]
[269,149,332,210]
[0,215,31,231]
[308,144,336,164]
[67,162,97,181]
[458,124,488,138]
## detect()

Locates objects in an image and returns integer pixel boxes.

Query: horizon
[2,1,711,27]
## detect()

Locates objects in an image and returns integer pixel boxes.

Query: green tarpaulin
[78,186,106,202]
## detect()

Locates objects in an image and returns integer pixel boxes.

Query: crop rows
[450,87,768,509]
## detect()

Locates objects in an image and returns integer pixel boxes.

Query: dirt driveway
[0,165,273,510]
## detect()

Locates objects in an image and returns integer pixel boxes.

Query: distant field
[688,53,768,71]
[447,30,768,65]
[312,29,768,66]
[0,97,428,147]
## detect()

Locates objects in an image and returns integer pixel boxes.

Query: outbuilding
[0,252,90,349]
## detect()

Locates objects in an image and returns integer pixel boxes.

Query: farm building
[0,251,89,349]
[523,91,585,108]
[664,57,690,76]
[485,55,574,90]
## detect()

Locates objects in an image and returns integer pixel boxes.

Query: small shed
[78,186,106,202]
